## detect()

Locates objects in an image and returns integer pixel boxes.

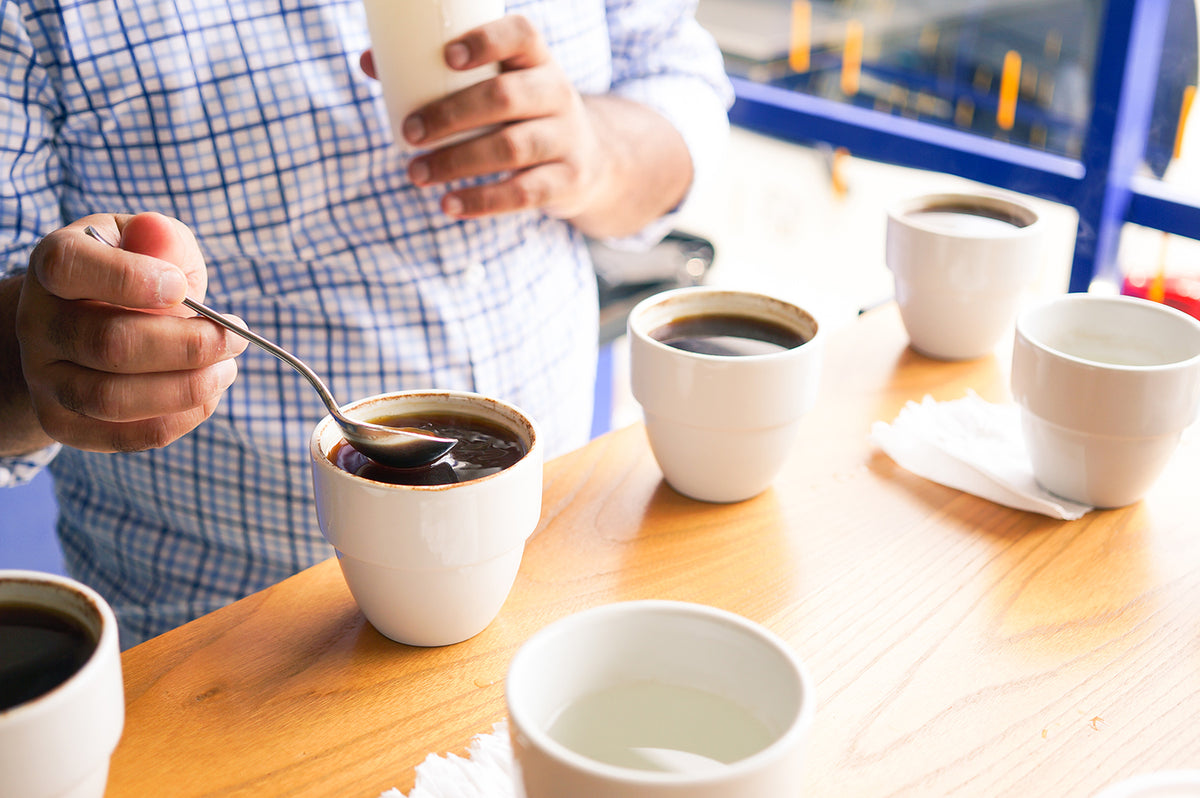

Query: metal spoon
[83,225,456,468]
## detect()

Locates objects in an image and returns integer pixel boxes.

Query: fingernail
[443,195,464,217]
[409,160,430,186]
[157,268,188,305]
[215,358,239,390]
[403,114,425,143]
[222,316,252,352]
[445,42,470,69]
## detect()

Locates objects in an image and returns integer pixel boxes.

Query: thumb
[119,212,208,299]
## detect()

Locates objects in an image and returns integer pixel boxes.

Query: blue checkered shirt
[0,0,731,646]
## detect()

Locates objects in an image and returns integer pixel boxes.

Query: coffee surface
[649,313,807,356]
[330,411,525,485]
[908,205,1028,234]
[0,603,97,710]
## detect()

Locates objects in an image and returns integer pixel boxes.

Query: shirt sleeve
[0,444,61,488]
[600,0,735,249]
[1,3,66,485]
[1,0,67,278]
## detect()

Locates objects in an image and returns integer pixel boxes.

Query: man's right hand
[14,212,248,453]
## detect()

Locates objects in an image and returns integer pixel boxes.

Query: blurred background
[683,0,1200,312]
[600,0,1200,428]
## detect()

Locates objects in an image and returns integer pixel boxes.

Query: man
[0,0,732,646]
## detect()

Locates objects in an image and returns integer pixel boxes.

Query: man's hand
[13,212,248,453]
[361,14,693,238]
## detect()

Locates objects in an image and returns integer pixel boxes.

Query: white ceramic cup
[0,570,124,798]
[886,191,1043,360]
[1092,771,1200,797]
[1011,294,1200,508]
[362,0,505,150]
[309,390,542,646]
[627,287,822,503]
[506,600,814,798]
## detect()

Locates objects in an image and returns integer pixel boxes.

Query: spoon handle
[82,225,344,420]
[178,297,343,419]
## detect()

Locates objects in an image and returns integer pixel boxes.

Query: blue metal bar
[729,76,1084,204]
[1072,0,1171,291]
[590,341,614,439]
[1128,176,1200,236]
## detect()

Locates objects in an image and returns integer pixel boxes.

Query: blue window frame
[725,0,1196,293]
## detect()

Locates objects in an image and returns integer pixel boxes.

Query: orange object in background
[997,50,1021,130]
[789,0,811,73]
[829,146,851,198]
[1122,272,1200,321]
[841,19,863,96]
[1173,85,1196,161]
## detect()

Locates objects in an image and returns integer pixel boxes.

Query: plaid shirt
[0,0,731,646]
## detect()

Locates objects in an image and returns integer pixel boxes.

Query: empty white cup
[0,570,125,798]
[1011,294,1200,507]
[886,191,1043,360]
[309,390,542,646]
[506,600,814,798]
[362,0,505,150]
[628,287,822,503]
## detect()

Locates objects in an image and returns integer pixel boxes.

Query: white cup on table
[1011,294,1200,508]
[0,570,125,798]
[506,600,815,798]
[627,287,823,503]
[362,0,505,150]
[309,390,542,646]
[1092,770,1200,797]
[886,191,1044,360]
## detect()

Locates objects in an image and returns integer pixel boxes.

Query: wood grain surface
[107,304,1200,797]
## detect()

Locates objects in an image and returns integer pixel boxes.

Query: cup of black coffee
[628,287,823,502]
[0,570,124,798]
[309,390,543,646]
[886,191,1044,360]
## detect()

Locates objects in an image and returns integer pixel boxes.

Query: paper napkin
[870,391,1093,520]
[382,722,516,798]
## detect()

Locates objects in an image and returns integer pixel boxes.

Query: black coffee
[649,313,808,356]
[907,205,1029,233]
[0,603,97,711]
[330,411,526,486]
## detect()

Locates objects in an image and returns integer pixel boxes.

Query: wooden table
[107,305,1200,797]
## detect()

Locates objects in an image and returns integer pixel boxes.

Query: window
[698,0,1200,295]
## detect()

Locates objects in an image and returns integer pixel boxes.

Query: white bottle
[362,0,505,151]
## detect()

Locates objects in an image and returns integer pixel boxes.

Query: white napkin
[382,722,516,798]
[870,391,1092,520]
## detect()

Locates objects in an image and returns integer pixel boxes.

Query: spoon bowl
[83,225,457,468]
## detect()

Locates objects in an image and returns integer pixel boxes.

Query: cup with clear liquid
[1011,293,1200,507]
[505,600,815,798]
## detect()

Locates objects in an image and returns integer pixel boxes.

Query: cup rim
[1092,770,1200,798]
[309,389,541,492]
[1015,293,1200,372]
[887,191,1041,236]
[627,286,820,363]
[506,599,814,785]
[0,570,118,723]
